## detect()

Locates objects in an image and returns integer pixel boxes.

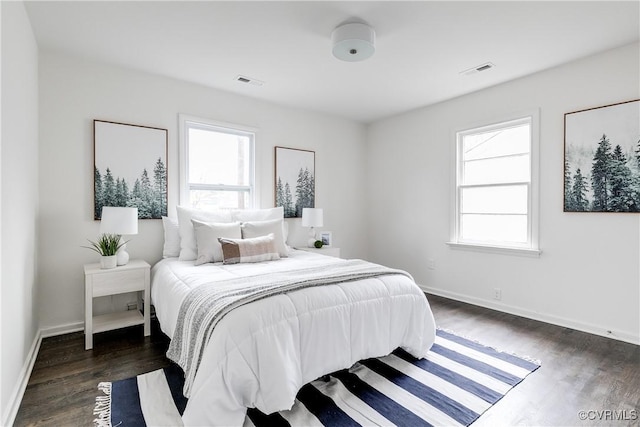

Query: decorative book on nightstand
[296,247,341,258]
[83,259,150,350]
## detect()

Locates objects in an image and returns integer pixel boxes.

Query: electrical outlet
[493,288,502,300]
[127,301,138,311]
[427,259,435,270]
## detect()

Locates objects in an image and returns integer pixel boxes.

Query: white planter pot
[100,255,117,269]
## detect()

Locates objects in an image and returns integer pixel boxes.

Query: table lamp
[302,208,323,248]
[100,206,138,266]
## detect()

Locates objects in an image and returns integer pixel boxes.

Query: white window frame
[178,114,256,209]
[448,110,541,257]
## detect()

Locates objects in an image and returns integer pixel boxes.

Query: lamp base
[307,227,317,248]
[116,243,130,266]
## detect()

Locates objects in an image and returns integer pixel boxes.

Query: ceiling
[24,1,639,123]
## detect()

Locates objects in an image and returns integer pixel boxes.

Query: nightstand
[297,247,341,258]
[84,259,150,350]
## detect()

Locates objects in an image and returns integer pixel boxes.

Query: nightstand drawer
[91,268,146,297]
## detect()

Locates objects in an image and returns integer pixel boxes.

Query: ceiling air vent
[460,62,495,76]
[235,75,264,86]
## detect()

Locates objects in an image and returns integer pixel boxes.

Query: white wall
[37,52,368,331]
[1,1,40,423]
[366,43,640,344]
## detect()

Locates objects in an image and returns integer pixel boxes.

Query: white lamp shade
[301,208,323,227]
[331,22,376,62]
[100,207,139,235]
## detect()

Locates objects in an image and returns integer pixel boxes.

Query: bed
[152,207,436,426]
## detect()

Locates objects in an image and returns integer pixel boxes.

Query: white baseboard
[421,285,639,346]
[2,322,84,426]
[2,329,42,427]
[40,321,84,338]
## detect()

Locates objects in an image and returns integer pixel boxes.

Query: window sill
[446,241,541,257]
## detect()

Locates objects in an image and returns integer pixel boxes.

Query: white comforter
[151,250,436,426]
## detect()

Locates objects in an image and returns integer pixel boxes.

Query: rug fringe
[93,381,112,427]
[437,327,542,366]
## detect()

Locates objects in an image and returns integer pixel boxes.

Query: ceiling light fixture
[331,22,376,62]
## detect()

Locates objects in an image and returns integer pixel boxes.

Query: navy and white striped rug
[94,329,540,427]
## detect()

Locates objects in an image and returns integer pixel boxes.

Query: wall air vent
[460,62,495,76]
[235,75,264,86]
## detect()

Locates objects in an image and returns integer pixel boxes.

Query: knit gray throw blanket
[166,258,412,396]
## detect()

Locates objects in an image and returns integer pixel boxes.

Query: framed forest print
[274,146,315,218]
[94,120,168,219]
[564,99,640,212]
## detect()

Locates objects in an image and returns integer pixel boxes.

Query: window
[451,113,540,255]
[179,115,255,210]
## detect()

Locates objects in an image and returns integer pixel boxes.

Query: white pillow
[177,206,233,261]
[161,216,180,258]
[192,220,242,265]
[231,206,284,222]
[241,218,289,257]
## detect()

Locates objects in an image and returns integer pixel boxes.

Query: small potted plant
[84,233,127,269]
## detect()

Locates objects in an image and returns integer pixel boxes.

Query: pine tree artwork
[571,168,589,212]
[274,147,315,218]
[590,134,612,211]
[94,120,168,219]
[563,100,640,212]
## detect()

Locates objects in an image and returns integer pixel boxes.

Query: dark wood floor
[15,294,640,426]
[14,321,171,427]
